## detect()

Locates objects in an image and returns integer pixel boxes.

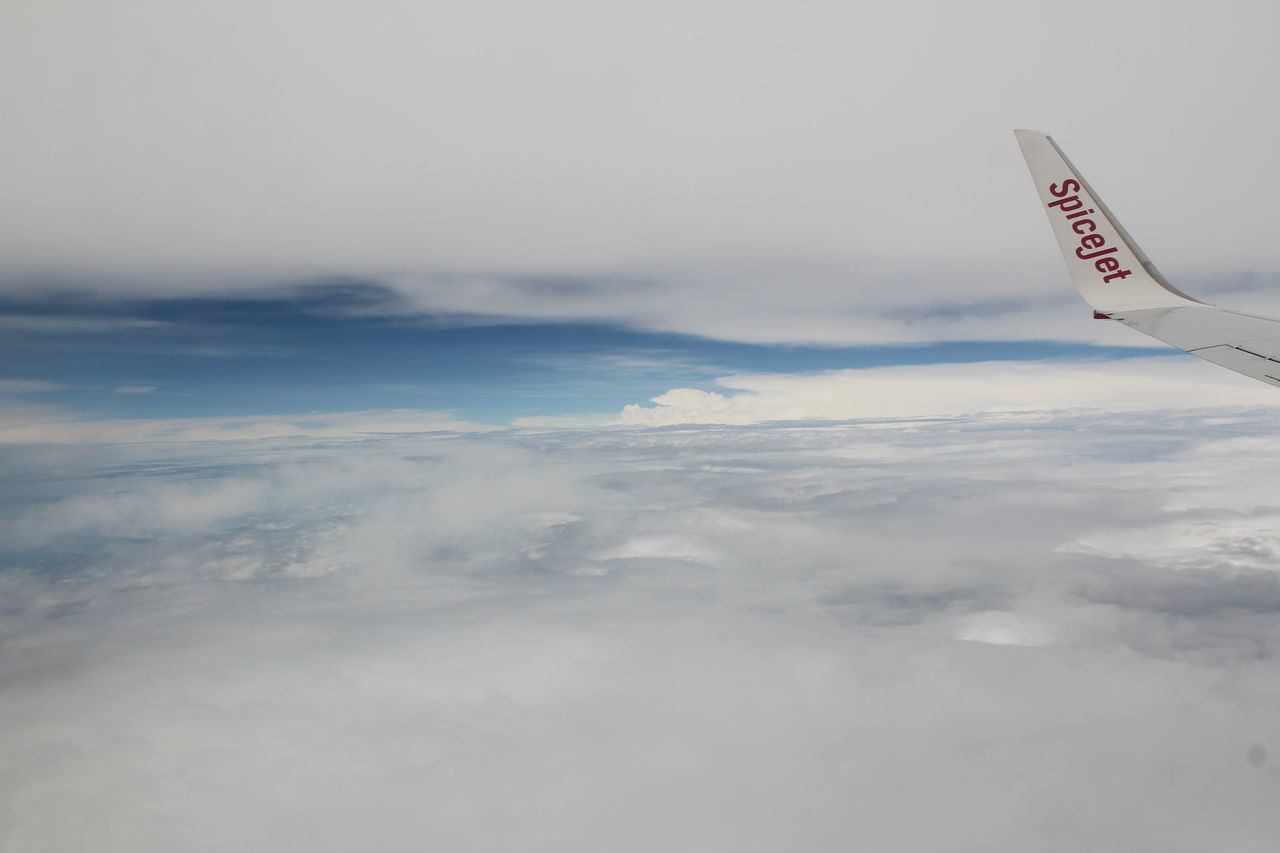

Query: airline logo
[1046,179,1133,283]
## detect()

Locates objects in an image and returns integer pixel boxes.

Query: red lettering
[1049,179,1081,197]
[1044,182,1136,285]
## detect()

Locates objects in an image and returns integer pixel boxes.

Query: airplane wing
[1015,129,1280,390]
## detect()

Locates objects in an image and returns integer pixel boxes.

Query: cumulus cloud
[19,357,1274,442]
[5,408,1280,850]
[545,357,1280,427]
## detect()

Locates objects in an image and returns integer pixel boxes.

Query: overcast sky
[6,3,1280,849]
[4,0,1280,345]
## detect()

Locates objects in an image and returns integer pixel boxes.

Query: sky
[6,0,1280,849]
[4,0,1280,430]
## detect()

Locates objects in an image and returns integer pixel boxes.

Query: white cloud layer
[5,356,1274,444]
[5,407,1280,850]
[4,1,1280,344]
[514,356,1280,427]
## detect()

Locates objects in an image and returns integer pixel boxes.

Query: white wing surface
[1015,129,1280,390]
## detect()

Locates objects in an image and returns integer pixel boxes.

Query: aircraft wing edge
[1115,304,1280,389]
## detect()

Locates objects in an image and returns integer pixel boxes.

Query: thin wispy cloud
[0,311,173,335]
[0,409,492,444]
[0,379,67,393]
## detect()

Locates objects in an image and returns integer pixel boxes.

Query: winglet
[1014,130,1204,314]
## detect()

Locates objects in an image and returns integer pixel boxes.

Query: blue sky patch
[1,283,1173,424]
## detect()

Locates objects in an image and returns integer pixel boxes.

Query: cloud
[0,314,170,333]
[0,408,494,444]
[596,357,1280,426]
[377,265,1167,347]
[7,2,1280,846]
[6,408,1280,850]
[113,384,157,394]
[0,379,67,393]
[514,350,723,377]
[3,2,1280,346]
